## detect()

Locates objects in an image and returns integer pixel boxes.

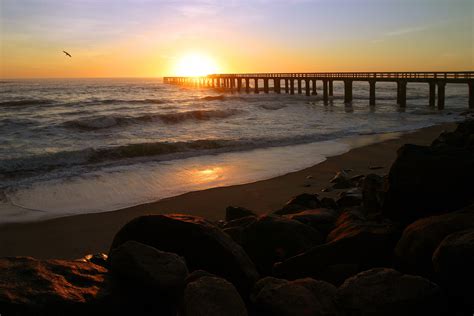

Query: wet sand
[0,123,456,259]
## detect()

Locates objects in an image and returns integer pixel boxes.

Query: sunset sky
[1,0,473,78]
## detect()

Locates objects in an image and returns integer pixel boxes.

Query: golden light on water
[173,53,219,77]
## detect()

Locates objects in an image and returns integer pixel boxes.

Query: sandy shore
[0,123,457,259]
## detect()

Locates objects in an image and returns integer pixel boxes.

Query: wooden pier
[164,72,474,109]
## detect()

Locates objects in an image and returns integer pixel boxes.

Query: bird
[63,50,72,58]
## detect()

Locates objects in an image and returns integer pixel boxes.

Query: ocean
[0,78,469,223]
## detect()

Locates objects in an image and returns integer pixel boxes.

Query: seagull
[63,50,72,58]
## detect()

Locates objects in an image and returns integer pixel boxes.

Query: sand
[0,123,457,259]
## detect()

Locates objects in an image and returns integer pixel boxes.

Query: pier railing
[207,72,473,79]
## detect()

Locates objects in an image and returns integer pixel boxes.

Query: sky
[0,0,473,78]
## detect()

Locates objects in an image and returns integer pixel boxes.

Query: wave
[0,139,236,176]
[0,99,54,107]
[200,95,225,101]
[63,109,243,130]
[94,98,167,105]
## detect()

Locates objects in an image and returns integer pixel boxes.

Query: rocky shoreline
[1,120,473,316]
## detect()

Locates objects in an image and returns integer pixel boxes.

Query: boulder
[109,240,188,296]
[330,170,354,189]
[337,268,445,316]
[320,197,338,210]
[80,253,109,268]
[361,173,385,213]
[0,257,110,315]
[383,143,474,224]
[431,120,474,148]
[273,193,321,215]
[241,215,323,275]
[274,211,400,282]
[251,277,339,316]
[432,229,474,311]
[285,209,338,237]
[180,274,247,316]
[226,206,257,221]
[223,216,258,245]
[394,205,474,276]
[110,214,259,295]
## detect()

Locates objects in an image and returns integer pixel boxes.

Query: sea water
[0,78,468,223]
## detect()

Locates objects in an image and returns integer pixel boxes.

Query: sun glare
[174,53,219,77]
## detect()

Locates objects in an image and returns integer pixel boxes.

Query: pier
[164,72,474,109]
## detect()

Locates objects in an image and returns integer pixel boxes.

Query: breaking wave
[63,109,243,130]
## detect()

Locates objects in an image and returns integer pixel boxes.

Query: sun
[173,53,219,77]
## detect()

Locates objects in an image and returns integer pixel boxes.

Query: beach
[0,122,456,259]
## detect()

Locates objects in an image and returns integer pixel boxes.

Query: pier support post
[469,82,474,109]
[323,80,328,104]
[230,78,235,92]
[397,80,407,107]
[285,79,289,94]
[437,81,446,110]
[297,79,302,94]
[290,80,295,95]
[312,79,317,95]
[344,80,353,103]
[275,79,281,94]
[254,78,259,94]
[245,78,250,93]
[264,78,269,93]
[429,82,436,107]
[305,80,311,96]
[237,78,242,92]
[329,80,333,96]
[369,80,376,106]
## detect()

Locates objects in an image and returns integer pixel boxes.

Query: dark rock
[223,215,258,229]
[320,197,337,210]
[431,120,474,148]
[337,268,445,316]
[361,173,384,213]
[110,214,259,295]
[322,187,333,193]
[285,209,338,237]
[394,204,474,276]
[274,211,400,282]
[241,215,323,275]
[251,277,339,316]
[273,193,321,215]
[432,229,474,311]
[0,257,110,315]
[181,275,247,316]
[226,206,257,222]
[336,190,362,208]
[80,253,109,268]
[368,165,384,170]
[383,143,474,224]
[109,240,188,295]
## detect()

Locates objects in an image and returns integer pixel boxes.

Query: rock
[383,143,474,224]
[336,189,362,208]
[241,215,323,275]
[322,187,333,193]
[251,277,339,316]
[361,173,385,213]
[320,197,338,210]
[368,165,384,170]
[109,240,188,296]
[226,206,257,221]
[80,253,109,268]
[223,215,258,229]
[431,120,474,148]
[337,268,445,316]
[181,275,247,316]
[285,209,338,237]
[432,229,474,311]
[394,204,474,276]
[274,211,400,282]
[110,214,259,295]
[0,257,110,315]
[273,193,321,215]
[330,170,354,189]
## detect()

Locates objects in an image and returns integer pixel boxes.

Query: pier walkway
[164,72,474,109]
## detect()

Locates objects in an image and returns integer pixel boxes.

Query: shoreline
[0,122,457,259]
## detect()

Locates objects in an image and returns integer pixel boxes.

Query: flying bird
[63,50,72,58]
